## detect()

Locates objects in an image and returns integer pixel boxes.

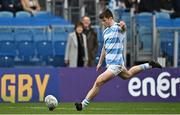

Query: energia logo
[128,72,180,98]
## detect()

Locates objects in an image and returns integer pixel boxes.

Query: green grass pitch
[0,102,180,114]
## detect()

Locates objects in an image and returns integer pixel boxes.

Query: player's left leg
[118,65,146,80]
[119,60,162,80]
[75,69,115,111]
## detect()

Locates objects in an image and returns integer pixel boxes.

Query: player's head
[74,21,84,34]
[82,16,91,28]
[99,9,114,27]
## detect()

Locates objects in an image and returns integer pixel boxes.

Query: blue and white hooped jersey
[103,22,126,65]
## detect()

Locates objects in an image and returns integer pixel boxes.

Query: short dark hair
[74,21,83,29]
[99,9,113,19]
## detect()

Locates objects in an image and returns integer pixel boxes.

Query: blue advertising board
[59,68,180,102]
[0,67,180,102]
[0,68,60,103]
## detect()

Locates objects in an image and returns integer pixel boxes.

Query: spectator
[160,0,174,13]
[64,22,88,67]
[0,0,23,13]
[82,16,98,67]
[138,0,161,12]
[124,0,137,9]
[21,0,41,15]
[98,0,108,14]
[171,0,180,18]
[117,0,126,10]
[0,0,2,11]
[108,0,126,17]
[1,0,15,12]
[14,0,23,12]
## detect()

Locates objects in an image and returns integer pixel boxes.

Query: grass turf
[0,102,180,114]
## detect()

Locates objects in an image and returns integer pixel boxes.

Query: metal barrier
[153,16,180,67]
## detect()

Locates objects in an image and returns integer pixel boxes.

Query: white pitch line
[0,113,180,115]
[5,106,176,111]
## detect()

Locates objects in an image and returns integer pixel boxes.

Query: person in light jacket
[64,21,88,67]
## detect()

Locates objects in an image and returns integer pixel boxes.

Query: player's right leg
[75,69,115,111]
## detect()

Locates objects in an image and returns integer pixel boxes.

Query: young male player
[75,9,162,111]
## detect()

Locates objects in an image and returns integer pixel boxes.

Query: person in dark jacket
[171,0,180,18]
[82,16,98,67]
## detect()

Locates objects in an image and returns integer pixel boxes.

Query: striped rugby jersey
[103,22,126,65]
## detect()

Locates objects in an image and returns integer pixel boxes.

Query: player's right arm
[96,45,105,71]
[117,21,126,33]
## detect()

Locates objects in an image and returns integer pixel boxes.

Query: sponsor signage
[59,68,180,102]
[0,68,60,103]
[0,68,179,102]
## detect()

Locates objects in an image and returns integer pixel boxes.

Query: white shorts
[107,65,126,76]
